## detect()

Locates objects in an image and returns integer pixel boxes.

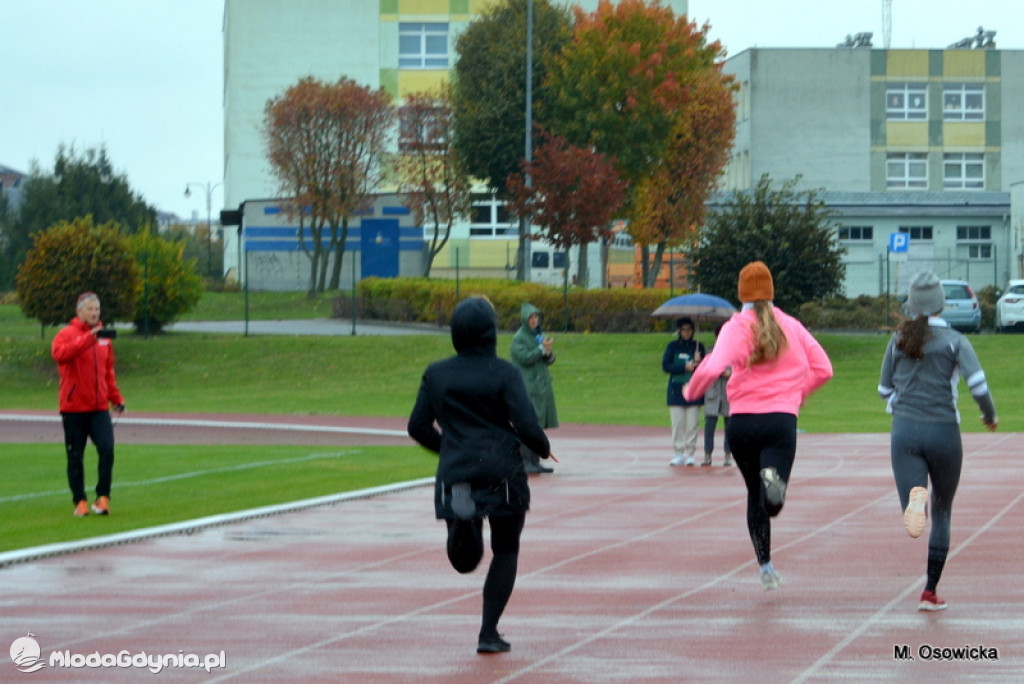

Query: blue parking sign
[889,232,909,253]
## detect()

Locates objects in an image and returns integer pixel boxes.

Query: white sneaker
[670,454,687,466]
[904,486,928,538]
[684,456,696,467]
[761,568,782,591]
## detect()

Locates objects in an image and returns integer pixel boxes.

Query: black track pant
[446,513,526,639]
[726,413,798,566]
[62,411,115,504]
[890,416,962,593]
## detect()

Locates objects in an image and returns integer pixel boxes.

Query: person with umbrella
[682,262,833,590]
[662,317,705,466]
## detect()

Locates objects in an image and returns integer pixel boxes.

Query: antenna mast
[882,0,892,48]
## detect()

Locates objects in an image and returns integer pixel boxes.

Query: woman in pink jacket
[683,262,833,591]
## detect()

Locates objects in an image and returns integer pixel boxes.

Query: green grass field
[2,295,1020,553]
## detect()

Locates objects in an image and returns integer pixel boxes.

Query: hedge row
[335,277,673,333]
[334,278,1001,333]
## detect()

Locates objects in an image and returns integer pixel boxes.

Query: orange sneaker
[91,496,110,515]
[904,486,927,538]
[73,500,90,517]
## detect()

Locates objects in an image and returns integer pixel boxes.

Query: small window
[899,226,933,241]
[886,83,927,121]
[838,226,873,241]
[531,251,549,268]
[887,153,928,189]
[468,193,516,238]
[943,83,984,121]
[957,225,991,241]
[398,106,448,152]
[943,153,984,190]
[399,23,448,69]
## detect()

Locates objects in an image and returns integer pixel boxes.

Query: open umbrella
[651,292,737,324]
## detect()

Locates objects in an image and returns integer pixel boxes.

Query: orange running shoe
[91,496,110,515]
[73,500,90,517]
[904,486,927,538]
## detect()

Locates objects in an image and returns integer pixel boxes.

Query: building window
[958,225,993,260]
[958,225,992,258]
[899,226,933,241]
[943,83,984,121]
[469,194,515,238]
[399,23,448,69]
[943,153,984,190]
[887,153,928,189]
[838,226,873,241]
[398,106,448,152]
[886,83,927,121]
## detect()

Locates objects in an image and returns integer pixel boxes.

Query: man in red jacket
[51,292,125,517]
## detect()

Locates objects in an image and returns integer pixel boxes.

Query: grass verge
[0,443,433,554]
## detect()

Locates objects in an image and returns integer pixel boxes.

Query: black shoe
[450,482,475,520]
[477,634,511,654]
[524,462,554,474]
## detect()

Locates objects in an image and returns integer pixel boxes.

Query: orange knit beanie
[738,261,774,303]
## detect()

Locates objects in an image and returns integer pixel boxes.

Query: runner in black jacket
[408,296,553,654]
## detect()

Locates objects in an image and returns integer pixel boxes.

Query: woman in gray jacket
[879,271,997,612]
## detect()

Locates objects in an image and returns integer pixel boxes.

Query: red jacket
[51,317,124,413]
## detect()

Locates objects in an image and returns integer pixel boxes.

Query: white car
[995,279,1024,332]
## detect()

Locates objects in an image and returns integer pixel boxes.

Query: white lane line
[0,412,408,437]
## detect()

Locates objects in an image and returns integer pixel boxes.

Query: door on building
[360,218,400,279]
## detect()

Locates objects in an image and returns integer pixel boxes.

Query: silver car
[939,280,981,333]
[995,279,1024,332]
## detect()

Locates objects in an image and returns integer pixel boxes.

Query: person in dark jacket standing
[510,302,557,474]
[662,317,705,466]
[408,297,554,654]
[51,292,125,517]
[878,271,997,611]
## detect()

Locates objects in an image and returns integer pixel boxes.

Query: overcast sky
[2,0,1018,221]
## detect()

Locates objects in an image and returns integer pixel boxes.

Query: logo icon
[11,632,46,673]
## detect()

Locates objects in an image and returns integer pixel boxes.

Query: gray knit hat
[906,271,945,316]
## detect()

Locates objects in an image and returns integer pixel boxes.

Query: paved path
[165,318,446,336]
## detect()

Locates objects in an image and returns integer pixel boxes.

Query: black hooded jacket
[408,297,551,519]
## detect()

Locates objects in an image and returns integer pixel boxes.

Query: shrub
[15,216,140,326]
[130,229,204,333]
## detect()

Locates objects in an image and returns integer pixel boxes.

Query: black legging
[62,410,115,504]
[446,513,526,639]
[890,416,961,593]
[726,413,798,566]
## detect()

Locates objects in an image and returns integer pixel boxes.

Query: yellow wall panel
[398,0,448,14]
[943,122,986,147]
[397,71,448,97]
[886,122,928,147]
[886,51,929,76]
[942,50,985,77]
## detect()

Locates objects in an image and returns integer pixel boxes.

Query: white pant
[669,405,701,456]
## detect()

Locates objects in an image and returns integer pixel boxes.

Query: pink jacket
[683,307,832,416]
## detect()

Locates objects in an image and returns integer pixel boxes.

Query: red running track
[2,413,1022,682]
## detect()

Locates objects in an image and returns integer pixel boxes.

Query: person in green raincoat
[510,303,558,474]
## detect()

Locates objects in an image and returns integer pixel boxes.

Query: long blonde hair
[748,301,787,366]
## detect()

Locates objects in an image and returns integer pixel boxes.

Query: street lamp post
[184,181,223,277]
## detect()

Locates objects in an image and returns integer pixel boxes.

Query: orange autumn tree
[631,72,736,285]
[264,76,395,295]
[543,0,735,287]
[393,89,472,277]
[506,131,626,288]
